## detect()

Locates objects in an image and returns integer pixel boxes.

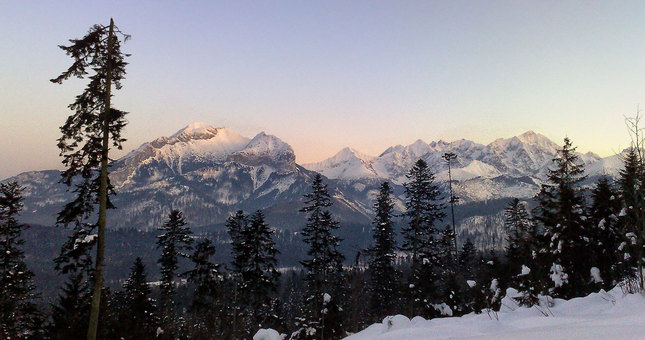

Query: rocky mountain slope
[3,124,626,249]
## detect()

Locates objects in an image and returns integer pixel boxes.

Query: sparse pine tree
[0,182,40,338]
[534,138,591,298]
[51,19,130,340]
[401,159,445,317]
[366,182,399,319]
[156,209,193,337]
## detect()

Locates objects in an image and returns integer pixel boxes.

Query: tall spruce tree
[240,210,280,333]
[366,182,399,319]
[0,182,39,338]
[534,137,591,298]
[623,113,645,290]
[183,239,221,337]
[226,210,249,338]
[50,272,91,339]
[457,239,478,313]
[117,258,158,339]
[439,225,464,316]
[504,198,539,306]
[297,174,345,339]
[589,176,624,288]
[618,148,645,288]
[156,209,193,336]
[401,159,445,317]
[51,18,130,340]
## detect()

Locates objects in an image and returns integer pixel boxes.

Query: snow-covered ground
[345,286,645,340]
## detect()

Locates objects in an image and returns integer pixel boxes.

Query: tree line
[5,132,645,338]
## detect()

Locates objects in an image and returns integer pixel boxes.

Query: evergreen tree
[480,253,504,313]
[618,148,644,288]
[457,239,478,314]
[51,19,130,340]
[49,272,91,340]
[183,239,221,338]
[458,239,477,278]
[156,209,193,337]
[116,258,158,340]
[296,174,345,339]
[366,182,399,319]
[0,182,40,338]
[439,226,464,316]
[504,198,532,273]
[226,210,249,338]
[240,210,281,334]
[185,239,220,312]
[503,198,540,305]
[401,159,445,317]
[589,176,624,288]
[534,138,591,298]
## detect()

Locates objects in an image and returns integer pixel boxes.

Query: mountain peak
[335,147,373,162]
[516,130,550,145]
[228,132,296,166]
[170,122,225,142]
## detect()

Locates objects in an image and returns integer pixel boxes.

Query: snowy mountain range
[304,130,604,183]
[2,123,627,243]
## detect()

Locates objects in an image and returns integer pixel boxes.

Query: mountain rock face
[3,125,625,250]
[303,131,612,203]
[8,123,368,231]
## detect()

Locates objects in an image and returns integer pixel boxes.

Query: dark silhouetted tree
[117,258,158,339]
[366,182,399,319]
[182,239,221,337]
[51,18,130,340]
[401,159,445,317]
[0,182,40,338]
[296,174,345,339]
[589,176,624,289]
[534,138,591,298]
[156,209,193,337]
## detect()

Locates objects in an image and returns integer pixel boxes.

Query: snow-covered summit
[112,123,251,183]
[437,160,502,181]
[169,122,222,141]
[304,131,606,183]
[229,132,296,167]
[304,147,378,179]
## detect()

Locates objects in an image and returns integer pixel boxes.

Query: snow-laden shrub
[254,328,285,340]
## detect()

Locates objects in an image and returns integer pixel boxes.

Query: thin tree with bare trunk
[51,18,130,340]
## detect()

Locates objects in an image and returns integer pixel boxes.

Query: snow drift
[344,286,645,340]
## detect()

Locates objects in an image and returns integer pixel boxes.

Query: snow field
[344,285,645,340]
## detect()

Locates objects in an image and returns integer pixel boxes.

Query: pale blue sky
[1,1,644,178]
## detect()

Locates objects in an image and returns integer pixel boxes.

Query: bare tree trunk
[87,18,114,340]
